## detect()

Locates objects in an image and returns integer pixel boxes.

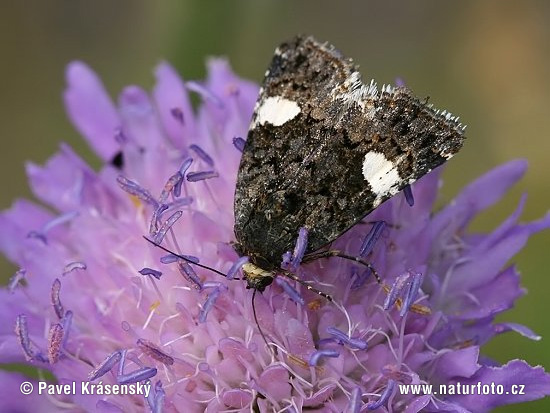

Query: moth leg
[302,250,381,284]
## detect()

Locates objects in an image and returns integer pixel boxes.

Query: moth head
[241,262,275,292]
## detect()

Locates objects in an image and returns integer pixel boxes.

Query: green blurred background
[1,1,548,411]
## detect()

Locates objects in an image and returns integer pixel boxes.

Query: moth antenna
[302,249,381,284]
[252,289,277,358]
[279,270,333,301]
[142,236,233,279]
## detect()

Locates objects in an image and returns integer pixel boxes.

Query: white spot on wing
[255,96,301,127]
[362,151,402,197]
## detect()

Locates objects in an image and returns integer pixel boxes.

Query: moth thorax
[242,262,275,292]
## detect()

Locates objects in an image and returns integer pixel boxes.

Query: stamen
[8,269,26,293]
[308,349,340,366]
[198,287,222,323]
[166,196,193,210]
[403,184,414,206]
[48,323,64,364]
[291,227,308,270]
[326,327,368,350]
[149,204,169,236]
[186,170,219,182]
[147,380,165,413]
[382,365,412,384]
[152,381,165,413]
[116,176,157,206]
[88,350,123,381]
[351,267,371,290]
[226,256,249,280]
[367,379,396,410]
[233,137,246,152]
[174,158,193,198]
[15,314,34,361]
[186,81,224,107]
[383,273,410,311]
[160,254,179,264]
[62,261,87,275]
[118,349,128,377]
[348,387,363,413]
[170,107,184,124]
[189,144,214,167]
[274,278,305,305]
[61,310,73,347]
[27,211,79,244]
[136,338,174,366]
[178,261,203,289]
[153,211,183,244]
[360,221,386,257]
[139,268,163,280]
[400,272,423,316]
[159,173,182,205]
[117,367,157,384]
[51,278,64,319]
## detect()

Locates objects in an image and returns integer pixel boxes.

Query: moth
[233,36,465,292]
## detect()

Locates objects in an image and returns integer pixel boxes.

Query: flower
[1,58,550,413]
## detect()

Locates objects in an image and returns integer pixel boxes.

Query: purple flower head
[1,58,549,413]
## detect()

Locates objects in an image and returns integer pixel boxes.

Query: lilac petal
[117,367,157,384]
[47,323,63,363]
[8,269,26,294]
[138,268,162,280]
[360,221,386,257]
[222,389,253,409]
[89,350,123,381]
[431,160,528,235]
[189,144,214,167]
[186,170,219,182]
[348,387,363,413]
[51,278,64,319]
[226,256,249,280]
[64,61,120,161]
[403,395,431,413]
[153,62,196,146]
[403,184,414,206]
[153,210,183,244]
[447,359,550,411]
[274,278,304,305]
[308,349,340,366]
[137,338,174,366]
[367,379,396,410]
[233,137,246,152]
